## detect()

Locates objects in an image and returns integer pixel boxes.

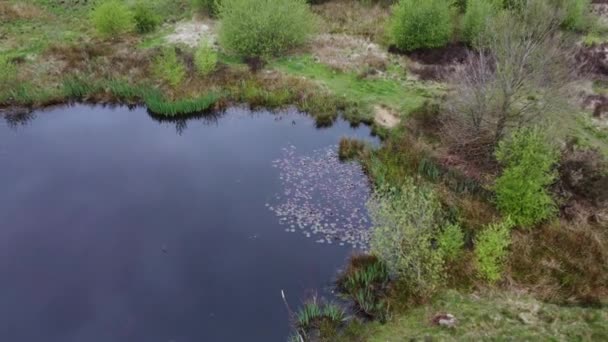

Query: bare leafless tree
[443,0,574,162]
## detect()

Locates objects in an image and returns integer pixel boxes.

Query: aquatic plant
[144,92,219,116]
[337,254,390,320]
[338,138,366,161]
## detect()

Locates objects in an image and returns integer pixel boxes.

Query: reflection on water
[0,104,376,342]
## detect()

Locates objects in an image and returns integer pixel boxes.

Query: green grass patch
[272,55,439,118]
[366,290,608,341]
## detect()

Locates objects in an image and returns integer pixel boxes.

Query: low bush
[132,1,161,34]
[475,218,513,282]
[368,178,444,297]
[91,0,134,38]
[462,0,500,46]
[192,0,220,16]
[217,0,316,58]
[194,42,218,76]
[152,48,186,87]
[559,0,591,32]
[438,223,465,262]
[495,127,559,228]
[390,0,453,51]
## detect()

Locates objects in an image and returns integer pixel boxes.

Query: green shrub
[495,127,558,228]
[132,1,161,34]
[217,0,316,58]
[462,0,500,46]
[194,42,218,76]
[475,218,513,282]
[438,223,465,262]
[368,178,444,297]
[91,0,134,38]
[559,0,591,32]
[390,0,453,51]
[192,0,220,16]
[152,48,186,87]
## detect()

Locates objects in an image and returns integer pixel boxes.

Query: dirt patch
[575,43,608,78]
[373,105,400,128]
[582,94,608,118]
[165,20,216,48]
[310,34,389,72]
[0,2,45,21]
[389,43,471,81]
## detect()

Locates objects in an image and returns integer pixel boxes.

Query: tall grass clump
[475,218,514,282]
[144,92,218,116]
[390,0,453,51]
[462,0,500,46]
[368,178,444,297]
[91,0,134,38]
[294,297,345,340]
[0,56,17,96]
[132,1,161,34]
[337,255,390,320]
[194,42,218,76]
[495,127,559,228]
[217,0,316,58]
[152,48,186,87]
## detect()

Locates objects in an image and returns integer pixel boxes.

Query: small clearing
[374,105,400,128]
[165,20,216,48]
[310,33,389,72]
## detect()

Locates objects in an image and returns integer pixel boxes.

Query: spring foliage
[217,0,316,58]
[368,178,444,296]
[462,0,500,46]
[390,0,453,51]
[475,218,514,282]
[495,127,558,228]
[437,223,465,262]
[91,0,134,38]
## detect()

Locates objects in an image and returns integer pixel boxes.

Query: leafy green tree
[462,0,500,46]
[495,127,558,227]
[438,222,465,262]
[475,218,513,282]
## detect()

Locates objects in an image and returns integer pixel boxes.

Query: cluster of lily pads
[267,144,372,249]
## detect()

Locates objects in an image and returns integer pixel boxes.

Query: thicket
[495,127,558,227]
[217,0,316,58]
[192,0,220,16]
[91,0,134,38]
[390,0,453,51]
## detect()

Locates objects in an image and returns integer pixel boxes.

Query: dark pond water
[0,105,375,342]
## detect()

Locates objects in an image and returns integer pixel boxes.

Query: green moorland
[2,0,608,341]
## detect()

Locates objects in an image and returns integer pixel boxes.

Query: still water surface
[0,105,375,342]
